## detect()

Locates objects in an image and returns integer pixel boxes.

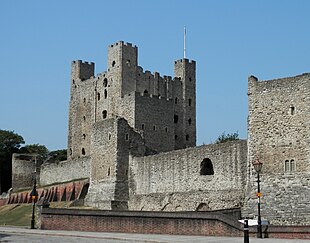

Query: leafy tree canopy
[0,130,25,156]
[48,149,67,162]
[19,144,49,159]
[215,131,239,144]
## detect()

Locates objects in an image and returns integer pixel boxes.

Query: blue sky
[1,1,310,151]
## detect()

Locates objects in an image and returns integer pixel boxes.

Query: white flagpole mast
[184,26,186,59]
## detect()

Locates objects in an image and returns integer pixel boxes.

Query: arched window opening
[108,133,111,140]
[141,124,145,130]
[188,118,192,125]
[175,97,178,104]
[103,78,108,87]
[290,159,295,172]
[285,160,289,172]
[144,89,148,94]
[175,135,178,140]
[83,97,86,103]
[97,92,100,101]
[112,61,116,67]
[200,158,214,175]
[165,127,168,133]
[102,110,107,119]
[125,134,129,141]
[186,134,189,141]
[285,159,296,173]
[104,89,107,99]
[83,116,86,121]
[188,99,192,106]
[82,134,86,140]
[81,148,86,155]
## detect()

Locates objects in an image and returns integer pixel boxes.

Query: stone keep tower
[243,73,310,225]
[67,41,196,209]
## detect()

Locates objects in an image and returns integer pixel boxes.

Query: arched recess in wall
[200,158,214,175]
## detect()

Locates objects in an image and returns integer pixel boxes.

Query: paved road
[0,227,309,243]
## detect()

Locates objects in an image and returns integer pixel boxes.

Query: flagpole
[184,26,186,59]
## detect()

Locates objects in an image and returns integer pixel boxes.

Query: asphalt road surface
[1,227,310,243]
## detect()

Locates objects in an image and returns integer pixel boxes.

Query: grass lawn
[0,204,33,227]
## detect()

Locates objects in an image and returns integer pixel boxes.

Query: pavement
[0,226,310,243]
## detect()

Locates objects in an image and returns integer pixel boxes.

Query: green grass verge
[0,204,33,227]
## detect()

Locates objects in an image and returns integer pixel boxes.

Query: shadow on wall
[6,180,89,205]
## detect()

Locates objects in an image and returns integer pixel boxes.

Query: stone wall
[85,118,146,210]
[40,157,90,186]
[12,154,41,190]
[242,173,310,225]
[245,73,310,225]
[129,140,247,211]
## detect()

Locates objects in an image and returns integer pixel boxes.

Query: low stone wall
[40,157,90,186]
[129,141,247,211]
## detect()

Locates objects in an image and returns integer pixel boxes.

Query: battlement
[71,60,95,81]
[174,58,196,65]
[109,41,137,49]
[248,73,310,94]
[72,60,95,66]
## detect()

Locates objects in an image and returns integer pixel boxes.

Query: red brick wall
[40,208,310,239]
[41,209,243,237]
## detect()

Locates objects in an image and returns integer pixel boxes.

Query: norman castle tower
[67,41,196,209]
[68,41,196,160]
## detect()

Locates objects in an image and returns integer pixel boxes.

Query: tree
[0,130,25,193]
[19,144,49,159]
[48,149,67,162]
[215,131,239,144]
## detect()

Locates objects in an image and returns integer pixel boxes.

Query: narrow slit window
[188,99,192,106]
[103,78,108,87]
[102,110,107,119]
[290,106,295,115]
[104,89,107,99]
[174,115,178,123]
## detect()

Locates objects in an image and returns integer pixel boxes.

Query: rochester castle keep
[11,41,310,226]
